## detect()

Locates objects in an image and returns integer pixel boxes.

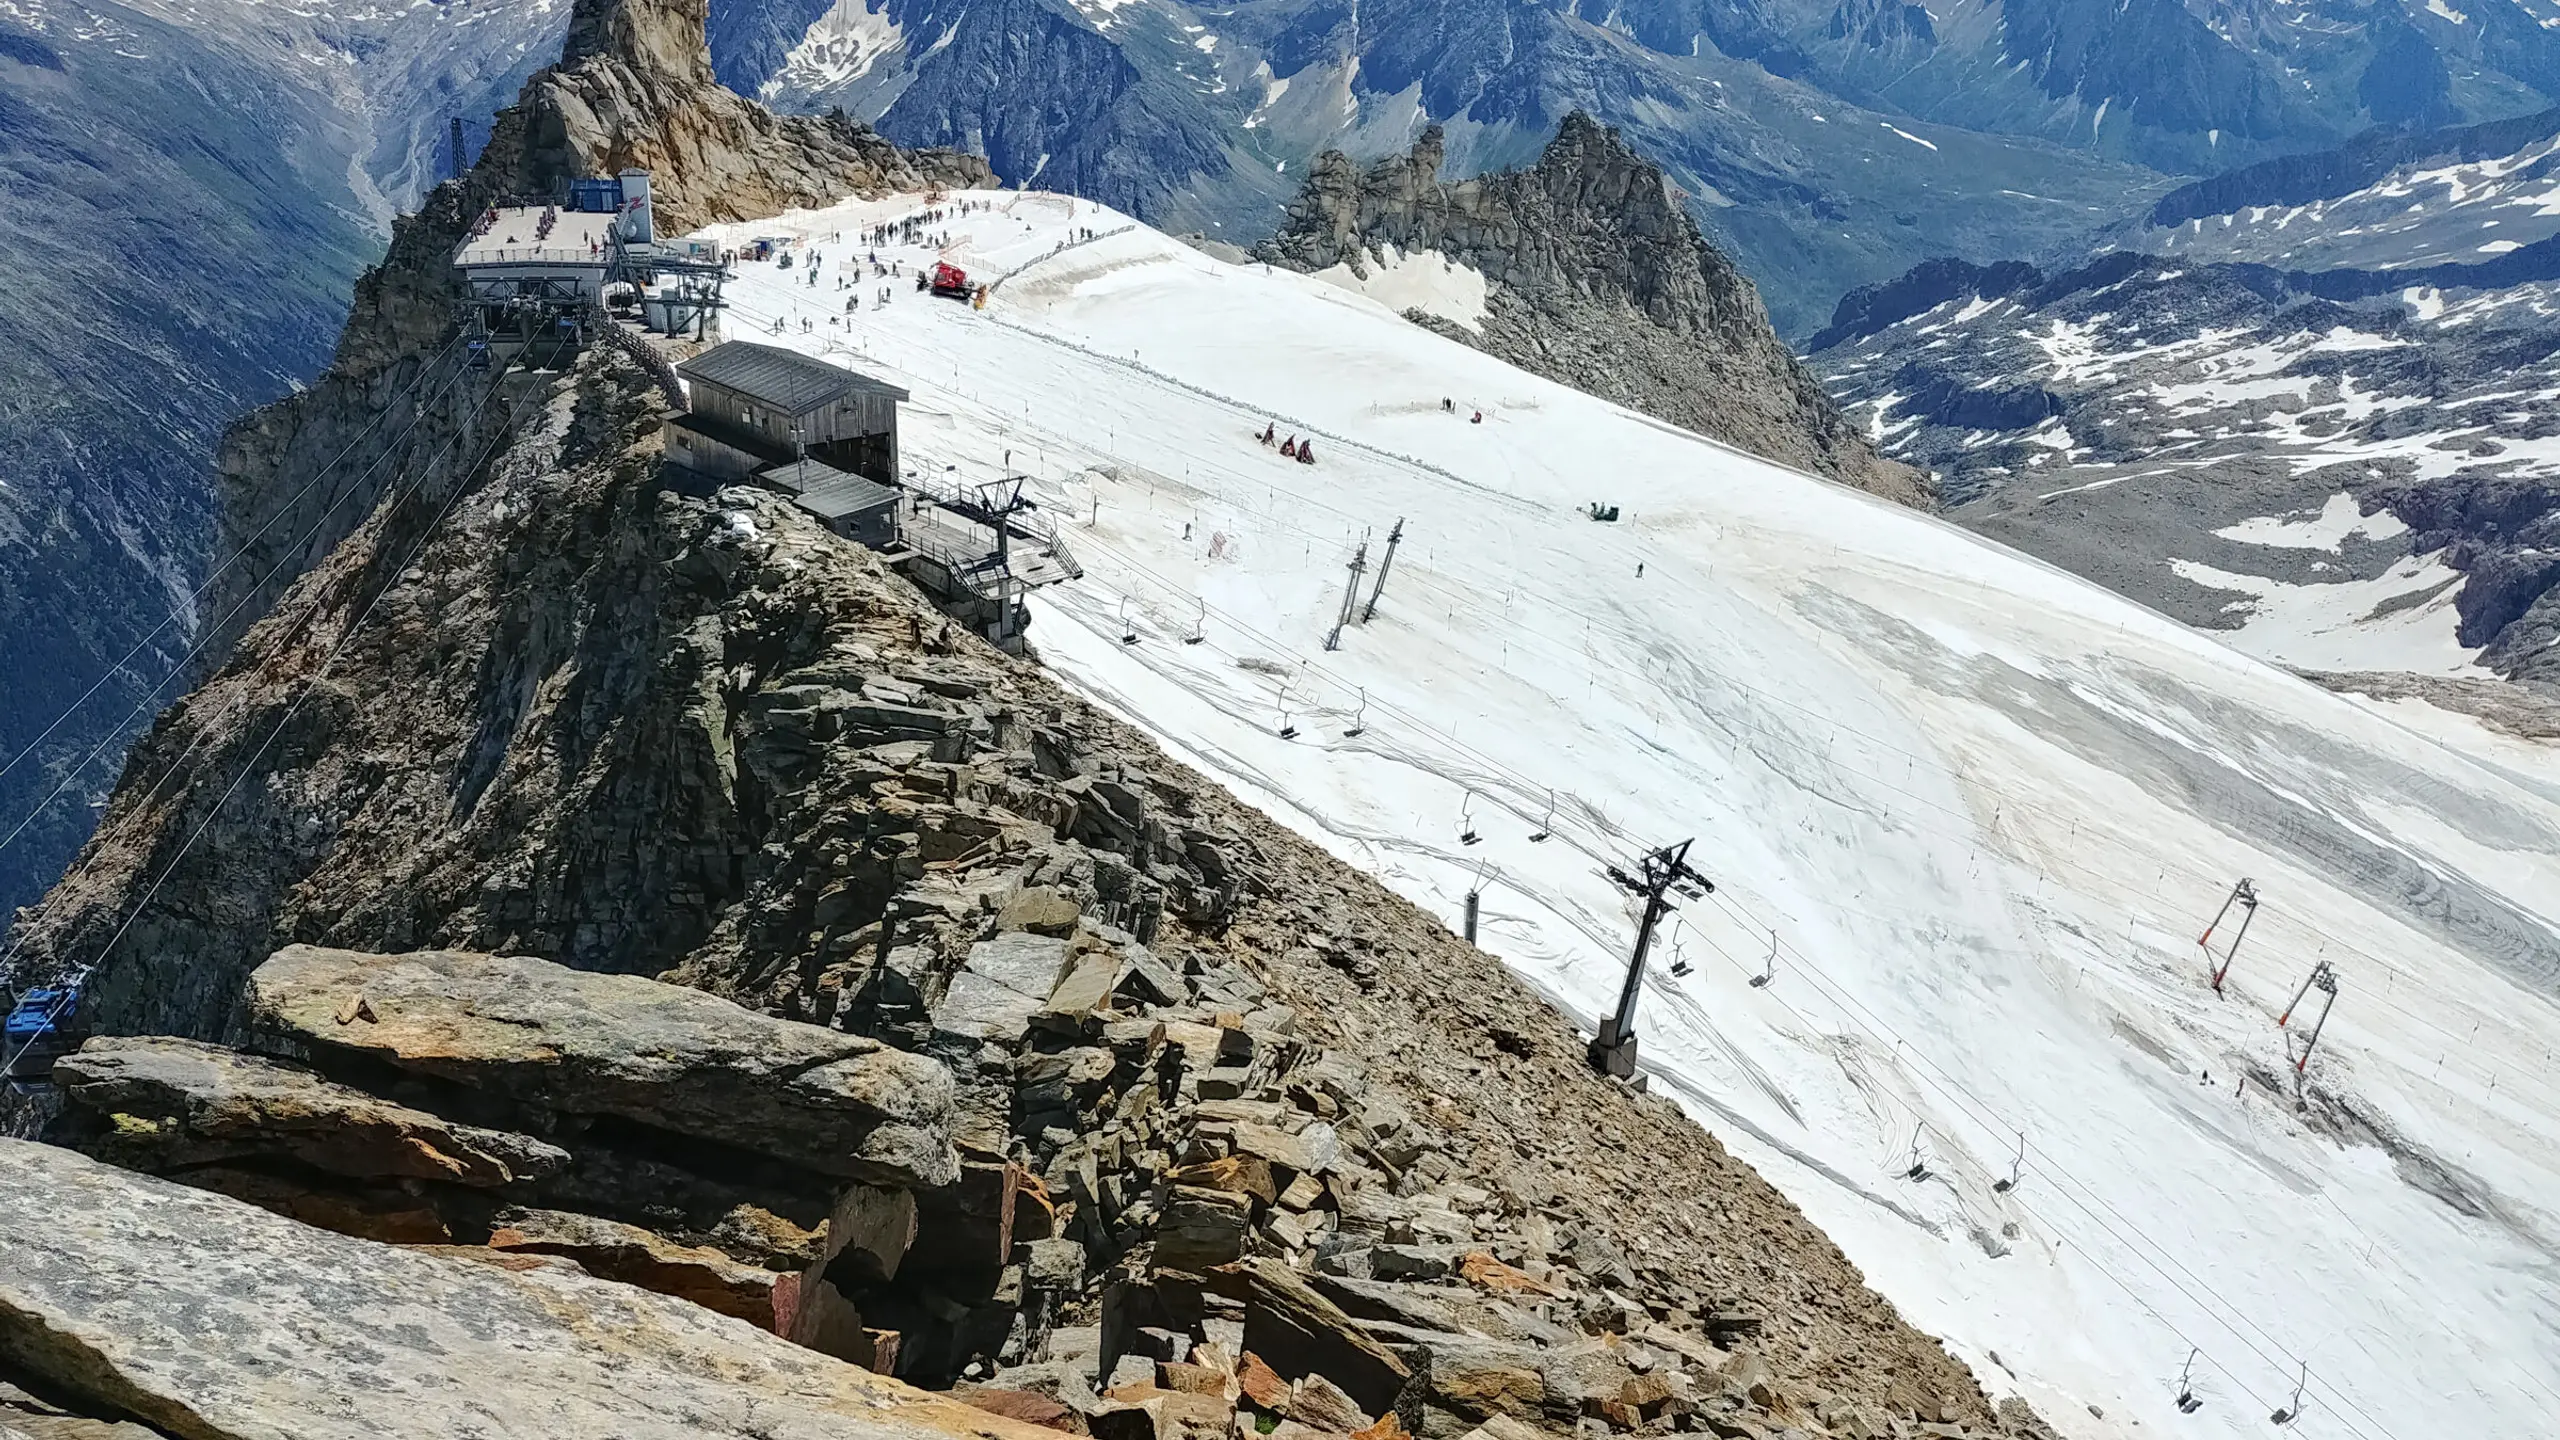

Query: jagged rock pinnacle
[194,0,991,670]
[1259,114,1929,505]
[560,0,715,85]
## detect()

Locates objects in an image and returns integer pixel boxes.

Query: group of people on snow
[1256,422,1315,464]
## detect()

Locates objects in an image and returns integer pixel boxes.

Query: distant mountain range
[1816,103,2560,702]
[716,0,2560,334]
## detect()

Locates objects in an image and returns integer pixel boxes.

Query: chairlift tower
[2199,877,2259,993]
[1588,838,1714,1079]
[2283,962,2341,1076]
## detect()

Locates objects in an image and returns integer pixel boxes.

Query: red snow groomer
[929,261,973,299]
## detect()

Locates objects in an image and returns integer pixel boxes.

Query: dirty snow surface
[705,193,2560,1440]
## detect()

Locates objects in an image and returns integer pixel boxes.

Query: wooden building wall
[689,380,899,451]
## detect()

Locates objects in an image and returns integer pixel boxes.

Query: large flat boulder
[933,934,1072,1050]
[0,1140,1053,1440]
[53,1035,567,1187]
[248,946,959,1187]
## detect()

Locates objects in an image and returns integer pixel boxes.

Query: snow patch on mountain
[1310,244,1489,333]
[2170,551,2480,673]
[760,0,903,96]
[2215,492,2412,550]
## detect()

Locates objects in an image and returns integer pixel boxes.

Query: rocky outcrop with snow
[1257,119,1928,507]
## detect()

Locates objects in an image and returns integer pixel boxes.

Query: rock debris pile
[41,913,2028,1440]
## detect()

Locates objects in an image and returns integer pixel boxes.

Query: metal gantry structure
[2199,876,2260,994]
[2281,960,2341,1075]
[1588,838,1714,1079]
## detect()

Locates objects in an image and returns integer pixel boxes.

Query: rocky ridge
[201,0,991,668]
[1256,120,1927,509]
[7,330,2045,1438]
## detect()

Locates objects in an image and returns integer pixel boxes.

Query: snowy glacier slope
[704,193,2560,1440]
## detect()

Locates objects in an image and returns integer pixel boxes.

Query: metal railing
[900,472,1084,580]
[457,246,611,268]
[599,319,688,410]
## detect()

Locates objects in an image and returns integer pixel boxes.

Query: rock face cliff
[201,0,992,670]
[1255,118,1929,508]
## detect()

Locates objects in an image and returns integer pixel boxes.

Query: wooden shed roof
[760,461,901,522]
[679,342,910,416]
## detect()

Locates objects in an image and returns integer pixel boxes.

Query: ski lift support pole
[2293,966,2341,1076]
[1360,517,1404,623]
[1588,838,1712,1080]
[1326,540,1368,652]
[2206,877,2259,993]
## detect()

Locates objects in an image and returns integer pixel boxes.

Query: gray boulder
[934,934,1073,1050]
[0,1140,1068,1440]
[54,1035,567,1187]
[249,945,958,1187]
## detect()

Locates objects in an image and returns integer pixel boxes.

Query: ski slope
[700,193,2560,1440]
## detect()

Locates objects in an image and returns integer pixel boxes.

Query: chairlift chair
[2172,1350,2202,1414]
[2269,1364,2306,1427]
[1459,792,1482,846]
[1992,1132,2025,1194]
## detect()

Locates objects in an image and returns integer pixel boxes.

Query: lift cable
[1,366,515,1064]
[0,331,470,806]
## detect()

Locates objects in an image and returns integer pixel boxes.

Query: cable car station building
[452,169,728,363]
